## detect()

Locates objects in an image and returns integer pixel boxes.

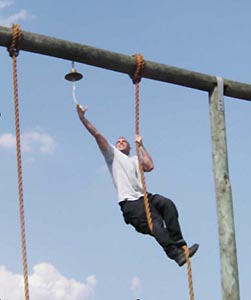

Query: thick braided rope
[132,55,194,300]
[182,245,194,300]
[132,54,153,233]
[8,24,30,300]
[132,54,194,300]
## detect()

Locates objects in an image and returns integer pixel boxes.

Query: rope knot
[131,53,144,84]
[8,24,22,57]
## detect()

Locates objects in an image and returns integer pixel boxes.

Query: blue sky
[0,1,250,300]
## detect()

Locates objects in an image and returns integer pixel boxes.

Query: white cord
[72,82,78,105]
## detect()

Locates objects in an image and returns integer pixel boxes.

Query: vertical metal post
[209,85,240,300]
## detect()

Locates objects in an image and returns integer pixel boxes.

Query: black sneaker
[174,243,199,267]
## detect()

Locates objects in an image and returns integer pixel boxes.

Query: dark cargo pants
[119,193,186,259]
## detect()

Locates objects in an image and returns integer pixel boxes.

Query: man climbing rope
[76,104,199,267]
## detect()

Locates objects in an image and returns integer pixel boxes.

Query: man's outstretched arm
[77,104,109,154]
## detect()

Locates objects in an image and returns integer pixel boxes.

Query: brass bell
[65,61,83,82]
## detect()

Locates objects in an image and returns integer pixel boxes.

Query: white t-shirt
[104,144,144,202]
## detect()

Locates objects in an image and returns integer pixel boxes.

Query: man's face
[115,137,131,155]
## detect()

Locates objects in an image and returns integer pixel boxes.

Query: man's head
[115,137,131,155]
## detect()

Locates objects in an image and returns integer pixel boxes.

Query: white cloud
[22,132,56,154]
[0,1,13,9]
[0,1,35,27]
[130,276,142,298]
[0,133,16,148]
[0,131,56,154]
[0,263,97,300]
[0,9,31,26]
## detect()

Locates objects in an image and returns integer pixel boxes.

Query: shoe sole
[189,243,199,258]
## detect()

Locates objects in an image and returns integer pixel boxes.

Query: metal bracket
[216,76,224,112]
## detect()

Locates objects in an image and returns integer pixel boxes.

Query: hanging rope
[182,245,195,300]
[8,24,30,300]
[132,54,194,300]
[132,53,153,233]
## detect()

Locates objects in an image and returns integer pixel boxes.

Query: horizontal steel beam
[0,25,250,101]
